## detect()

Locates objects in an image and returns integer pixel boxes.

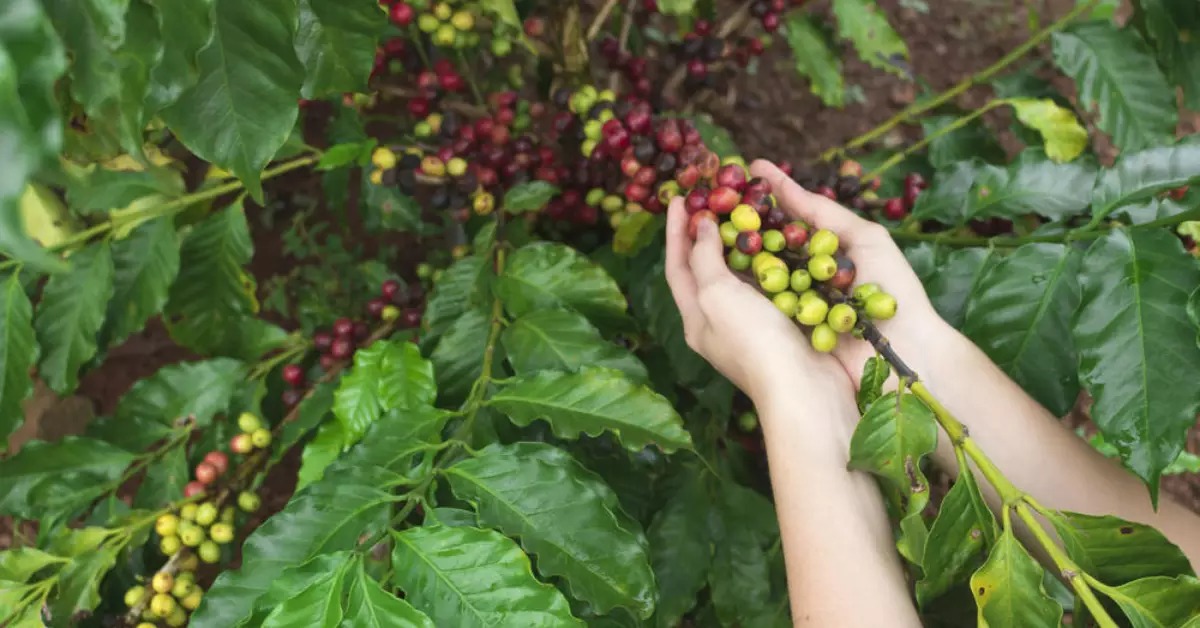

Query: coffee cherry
[124,585,146,608]
[282,388,302,408]
[708,187,741,214]
[194,462,218,485]
[237,412,262,433]
[811,323,838,353]
[719,221,739,247]
[796,298,829,326]
[782,222,809,250]
[727,249,752,271]
[687,210,718,240]
[808,254,837,281]
[203,451,229,475]
[221,505,235,523]
[330,337,354,360]
[752,252,786,276]
[829,256,856,291]
[381,305,401,323]
[251,428,272,449]
[904,172,927,190]
[160,535,181,555]
[183,482,206,499]
[210,522,235,544]
[333,317,355,337]
[854,283,881,302]
[313,330,333,352]
[865,292,898,320]
[790,269,812,292]
[150,593,176,617]
[156,514,179,537]
[230,433,253,455]
[152,572,174,595]
[389,2,414,26]
[903,184,922,210]
[137,623,156,628]
[762,229,785,252]
[757,266,790,293]
[238,491,261,513]
[282,364,304,387]
[827,303,858,333]
[181,588,204,611]
[807,229,839,256]
[883,198,907,220]
[166,607,188,627]
[198,540,221,564]
[730,204,762,232]
[179,503,198,521]
[772,291,800,317]
[737,411,759,432]
[178,553,199,572]
[171,578,194,600]
[195,502,218,527]
[735,231,763,255]
[715,164,748,191]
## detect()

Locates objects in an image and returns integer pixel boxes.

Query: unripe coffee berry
[811,323,838,353]
[237,412,262,433]
[150,593,176,617]
[790,269,812,292]
[152,572,174,595]
[238,491,262,513]
[166,607,188,627]
[178,553,200,572]
[827,303,858,333]
[737,411,759,433]
[719,221,739,247]
[124,585,145,608]
[381,305,401,322]
[195,502,218,527]
[762,229,785,252]
[727,249,752,271]
[250,428,272,449]
[171,578,194,599]
[757,266,789,293]
[230,433,253,454]
[179,503,198,521]
[155,514,179,537]
[180,525,205,547]
[865,292,898,320]
[221,506,235,523]
[183,481,206,499]
[182,589,204,611]
[160,535,181,556]
[752,252,785,276]
[210,522,235,544]
[796,298,830,326]
[772,291,800,317]
[808,229,839,256]
[808,254,837,281]
[198,541,221,564]
[137,623,156,628]
[854,283,881,302]
[371,147,397,170]
[730,204,761,232]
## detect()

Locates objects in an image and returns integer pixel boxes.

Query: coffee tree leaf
[497,242,628,332]
[781,13,844,108]
[45,527,121,622]
[921,115,1006,168]
[34,241,114,394]
[966,153,1098,222]
[648,476,711,628]
[1140,0,1200,110]
[848,392,938,511]
[916,470,993,607]
[631,263,714,386]
[327,406,448,474]
[923,247,997,329]
[857,356,891,412]
[708,502,771,626]
[656,0,696,16]
[1104,575,1200,627]
[100,217,181,349]
[969,527,1063,626]
[447,443,656,618]
[487,367,693,453]
[1074,229,1200,499]
[0,272,36,448]
[1008,98,1089,163]
[191,467,402,628]
[294,0,384,99]
[689,117,739,160]
[0,547,61,582]
[272,379,337,468]
[391,525,584,627]
[504,181,561,214]
[144,0,215,112]
[423,255,487,346]
[160,0,304,200]
[431,307,491,406]
[0,437,135,520]
[1052,22,1175,152]
[133,445,188,509]
[362,183,437,235]
[343,559,436,628]
[333,340,436,444]
[1190,286,1200,349]
[1049,511,1194,585]
[260,554,351,627]
[962,243,1082,416]
[831,0,908,77]
[911,159,984,225]
[296,420,346,491]
[1091,141,1200,220]
[502,308,648,384]
[114,358,245,427]
[65,167,184,213]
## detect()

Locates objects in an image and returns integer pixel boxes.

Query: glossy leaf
[296,420,346,491]
[0,272,35,448]
[1049,511,1194,585]
[34,241,114,394]
[448,443,655,618]
[294,0,384,98]
[848,392,938,511]
[100,217,181,348]
[1140,0,1200,110]
[45,527,121,622]
[631,264,713,386]
[830,0,908,77]
[911,160,983,225]
[504,181,561,214]
[781,13,843,107]
[145,0,215,111]
[65,167,184,213]
[326,406,448,474]
[391,525,583,627]
[968,153,1097,222]
[916,470,992,607]
[690,117,739,159]
[1008,98,1089,163]
[921,115,1006,168]
[497,243,628,331]
[1091,141,1200,219]
[272,380,337,468]
[962,243,1082,416]
[1105,575,1200,628]
[1052,22,1175,151]
[343,560,436,628]
[430,307,490,405]
[114,358,244,427]
[161,0,304,200]
[423,255,487,346]
[502,308,647,383]
[708,504,771,626]
[488,367,692,453]
[648,477,711,628]
[1074,229,1200,496]
[334,340,436,444]
[260,555,350,627]
[362,181,435,235]
[857,356,891,412]
[0,437,135,520]
[920,246,998,328]
[969,528,1062,626]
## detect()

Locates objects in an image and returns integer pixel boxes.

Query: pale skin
[664,160,1200,626]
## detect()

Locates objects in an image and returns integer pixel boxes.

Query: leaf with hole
[969,527,1062,626]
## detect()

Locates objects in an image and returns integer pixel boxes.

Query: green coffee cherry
[757,267,789,293]
[811,323,838,353]
[790,269,812,292]
[807,254,837,281]
[865,292,898,320]
[807,229,839,256]
[772,291,800,317]
[853,282,881,302]
[194,502,218,527]
[796,298,829,326]
[737,411,759,432]
[727,249,752,271]
[827,303,858,334]
[124,585,146,608]
[762,230,786,252]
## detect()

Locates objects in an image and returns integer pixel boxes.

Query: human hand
[749,160,956,387]
[664,191,849,404]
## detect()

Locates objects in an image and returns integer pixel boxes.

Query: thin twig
[587,0,622,41]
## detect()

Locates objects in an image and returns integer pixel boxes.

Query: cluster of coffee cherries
[122,554,202,627]
[385,0,480,49]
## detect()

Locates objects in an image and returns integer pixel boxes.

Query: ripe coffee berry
[708,187,740,214]
[230,434,253,455]
[194,462,218,485]
[367,298,386,319]
[313,330,333,352]
[883,198,907,220]
[203,451,229,475]
[782,222,809,249]
[183,482,206,498]
[688,210,718,240]
[333,318,354,337]
[282,389,302,408]
[829,256,857,291]
[716,164,748,191]
[282,364,304,387]
[330,338,354,360]
[736,231,763,255]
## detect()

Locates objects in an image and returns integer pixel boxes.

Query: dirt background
[6,0,1199,553]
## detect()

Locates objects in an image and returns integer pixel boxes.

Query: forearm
[755,366,920,628]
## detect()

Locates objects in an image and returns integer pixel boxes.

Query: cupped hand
[664,194,847,403]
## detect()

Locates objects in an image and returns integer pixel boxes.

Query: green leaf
[296,420,346,491]
[831,0,909,77]
[921,115,1006,168]
[191,467,400,628]
[430,307,490,406]
[969,527,1063,626]
[656,0,696,15]
[66,167,185,213]
[1140,0,1200,110]
[689,117,739,160]
[362,180,435,235]
[391,525,583,627]
[326,406,448,474]
[915,156,1097,225]
[164,202,287,359]
[0,547,62,581]
[343,560,437,628]
[961,243,1083,416]
[261,554,350,627]
[848,392,938,510]
[478,0,521,30]
[781,13,844,107]
[1091,141,1200,219]
[920,246,998,328]
[708,501,771,626]
[648,477,711,628]
[1052,22,1176,151]
[1104,575,1200,628]
[447,443,656,618]
[272,379,336,468]
[1074,229,1200,496]
[160,0,304,200]
[114,358,244,427]
[1049,511,1194,585]
[488,367,692,453]
[502,308,647,383]
[100,217,181,348]
[857,356,891,413]
[0,272,35,448]
[34,241,114,394]
[294,0,384,99]
[334,340,436,444]
[317,140,374,170]
[631,264,713,386]
[916,470,992,607]
[423,255,487,346]
[133,444,188,508]
[504,181,561,214]
[1008,98,1089,162]
[911,160,984,225]
[145,0,215,112]
[497,243,628,331]
[0,437,135,520]
[45,527,121,622]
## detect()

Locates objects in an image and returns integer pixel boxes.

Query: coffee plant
[2,0,1200,625]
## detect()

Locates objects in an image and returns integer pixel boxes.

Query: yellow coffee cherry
[166,607,188,627]
[177,553,199,572]
[155,514,179,537]
[151,572,174,595]
[237,412,262,433]
[198,540,221,564]
[124,585,146,608]
[210,522,235,545]
[369,169,383,185]
[159,535,181,556]
[179,503,198,521]
[150,593,176,617]
[371,147,397,170]
[194,502,218,527]
[181,588,204,611]
[171,578,194,600]
[250,428,272,449]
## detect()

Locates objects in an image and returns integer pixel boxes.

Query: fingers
[664,197,699,313]
[750,160,876,247]
[689,217,734,287]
